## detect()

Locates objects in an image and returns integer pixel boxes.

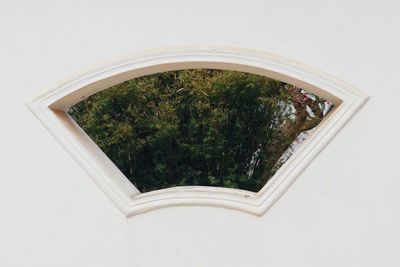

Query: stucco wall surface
[0,1,399,266]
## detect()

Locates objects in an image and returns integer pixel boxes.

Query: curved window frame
[27,46,368,217]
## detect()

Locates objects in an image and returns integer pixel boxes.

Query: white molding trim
[27,46,368,217]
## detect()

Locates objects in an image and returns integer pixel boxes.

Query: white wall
[1,1,399,266]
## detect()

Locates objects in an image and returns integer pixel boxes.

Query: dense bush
[68,69,332,192]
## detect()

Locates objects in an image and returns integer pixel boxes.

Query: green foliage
[68,69,332,192]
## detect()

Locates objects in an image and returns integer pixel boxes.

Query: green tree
[68,69,332,192]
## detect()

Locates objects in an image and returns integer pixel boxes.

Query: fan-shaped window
[68,69,333,193]
[29,47,367,216]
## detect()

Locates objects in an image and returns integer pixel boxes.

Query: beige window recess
[27,46,368,217]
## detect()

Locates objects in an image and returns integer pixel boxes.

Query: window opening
[68,69,333,193]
